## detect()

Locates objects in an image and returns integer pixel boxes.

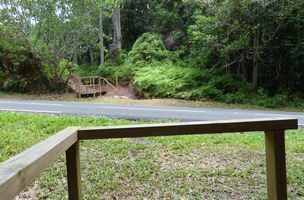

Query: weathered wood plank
[78,118,298,140]
[66,140,81,200]
[265,130,287,200]
[0,127,78,200]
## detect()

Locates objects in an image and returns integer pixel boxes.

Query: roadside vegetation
[1,112,303,199]
[1,0,304,109]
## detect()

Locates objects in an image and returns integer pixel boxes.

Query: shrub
[189,85,223,100]
[44,59,75,86]
[256,94,289,108]
[74,63,133,84]
[112,64,134,82]
[187,15,219,68]
[185,71,249,101]
[134,62,201,98]
[222,92,247,104]
[75,65,100,77]
[208,73,247,94]
[0,24,49,92]
[132,60,253,102]
[97,64,134,83]
[128,33,171,66]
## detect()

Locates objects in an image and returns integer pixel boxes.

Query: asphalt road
[0,99,303,126]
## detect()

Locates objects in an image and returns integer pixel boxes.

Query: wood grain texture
[78,118,298,140]
[66,140,81,200]
[0,127,78,200]
[265,130,287,200]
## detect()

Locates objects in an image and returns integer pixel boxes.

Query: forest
[1,0,304,108]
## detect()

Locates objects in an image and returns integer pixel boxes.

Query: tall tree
[109,0,122,62]
[112,7,122,49]
[98,0,105,65]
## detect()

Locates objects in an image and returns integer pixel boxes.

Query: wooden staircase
[68,75,116,98]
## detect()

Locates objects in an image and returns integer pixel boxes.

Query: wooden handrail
[68,75,116,97]
[0,127,78,200]
[80,76,116,89]
[78,118,297,140]
[99,77,116,89]
[0,118,298,200]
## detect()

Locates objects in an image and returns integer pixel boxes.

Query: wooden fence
[0,118,298,200]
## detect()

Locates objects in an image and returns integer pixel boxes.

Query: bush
[210,73,248,94]
[185,71,249,101]
[74,63,133,84]
[187,15,219,67]
[112,65,134,82]
[256,94,289,108]
[97,64,134,83]
[222,92,247,104]
[128,33,171,66]
[190,85,224,100]
[44,59,75,87]
[0,24,49,92]
[132,60,253,102]
[75,65,100,77]
[134,62,201,98]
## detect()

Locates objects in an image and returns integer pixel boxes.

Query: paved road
[0,99,303,126]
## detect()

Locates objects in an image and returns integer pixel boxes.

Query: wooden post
[265,130,287,200]
[66,140,81,200]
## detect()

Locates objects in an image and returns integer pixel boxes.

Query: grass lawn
[1,112,303,200]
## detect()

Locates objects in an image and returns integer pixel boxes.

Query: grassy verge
[1,112,303,199]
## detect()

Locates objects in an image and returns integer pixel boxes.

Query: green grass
[1,112,304,199]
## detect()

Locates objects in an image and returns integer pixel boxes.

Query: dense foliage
[0,24,48,92]
[0,24,74,92]
[187,0,304,94]
[134,62,201,98]
[1,0,304,107]
[128,33,171,66]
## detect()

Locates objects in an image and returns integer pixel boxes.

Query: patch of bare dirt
[15,182,40,200]
[158,146,265,172]
[103,85,137,99]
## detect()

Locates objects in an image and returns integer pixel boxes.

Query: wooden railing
[0,118,298,200]
[68,75,116,97]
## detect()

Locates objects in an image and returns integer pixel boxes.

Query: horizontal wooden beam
[78,118,298,140]
[0,127,78,200]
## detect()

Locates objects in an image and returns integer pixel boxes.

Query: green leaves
[0,24,49,92]
[128,33,170,66]
[133,62,201,98]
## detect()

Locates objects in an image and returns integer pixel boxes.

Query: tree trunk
[112,8,122,49]
[89,47,94,65]
[110,7,122,62]
[252,61,258,89]
[252,28,259,89]
[99,5,105,66]
[73,50,78,65]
